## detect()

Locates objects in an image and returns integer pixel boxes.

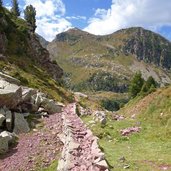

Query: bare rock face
[123,27,171,69]
[27,33,63,81]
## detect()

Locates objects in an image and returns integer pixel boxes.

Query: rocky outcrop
[0,8,63,81]
[0,73,64,154]
[123,27,171,69]
[58,103,109,171]
[28,33,63,81]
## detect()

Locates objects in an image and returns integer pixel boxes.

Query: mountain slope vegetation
[48,27,171,92]
[0,7,72,102]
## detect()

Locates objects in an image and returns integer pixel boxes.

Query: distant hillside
[48,27,171,92]
[0,7,72,102]
[36,33,49,49]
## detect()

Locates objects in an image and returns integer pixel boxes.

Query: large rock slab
[13,112,30,134]
[0,80,22,109]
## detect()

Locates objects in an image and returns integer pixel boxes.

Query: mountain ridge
[48,26,171,92]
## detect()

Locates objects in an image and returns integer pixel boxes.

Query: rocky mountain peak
[53,27,92,43]
[121,27,171,69]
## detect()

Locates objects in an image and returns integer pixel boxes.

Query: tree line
[0,0,36,32]
[129,72,157,98]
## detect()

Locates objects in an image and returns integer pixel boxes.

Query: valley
[0,3,171,171]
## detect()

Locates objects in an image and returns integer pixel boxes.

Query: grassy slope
[81,86,171,170]
[0,8,73,103]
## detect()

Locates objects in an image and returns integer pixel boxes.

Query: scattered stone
[123,164,130,169]
[119,156,126,162]
[40,112,49,118]
[77,105,92,116]
[95,160,109,169]
[94,111,107,123]
[100,117,107,125]
[120,127,141,136]
[113,114,125,121]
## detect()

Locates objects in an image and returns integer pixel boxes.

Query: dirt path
[0,112,63,171]
[58,103,109,171]
[0,104,109,171]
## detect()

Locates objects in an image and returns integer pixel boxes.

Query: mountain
[0,7,72,102]
[48,27,171,92]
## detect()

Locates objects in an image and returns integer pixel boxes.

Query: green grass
[40,160,58,171]
[81,95,171,171]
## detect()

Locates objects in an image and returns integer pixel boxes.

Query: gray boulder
[94,111,106,122]
[41,98,64,114]
[0,131,16,154]
[13,112,30,134]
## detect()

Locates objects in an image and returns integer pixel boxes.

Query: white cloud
[24,0,65,17]
[24,0,72,41]
[36,17,72,41]
[66,16,87,20]
[84,0,171,35]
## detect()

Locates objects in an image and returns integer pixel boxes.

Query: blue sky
[4,0,171,41]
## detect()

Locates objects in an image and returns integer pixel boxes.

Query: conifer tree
[129,72,144,97]
[24,5,36,32]
[11,0,20,17]
[0,0,3,7]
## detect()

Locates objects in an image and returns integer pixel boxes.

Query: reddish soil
[0,112,63,171]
